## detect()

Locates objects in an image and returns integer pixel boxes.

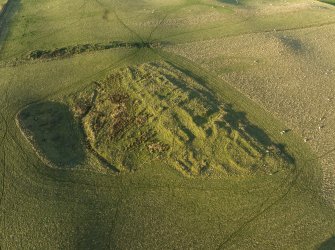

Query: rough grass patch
[69,61,293,176]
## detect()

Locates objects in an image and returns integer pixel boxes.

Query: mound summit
[69,61,293,176]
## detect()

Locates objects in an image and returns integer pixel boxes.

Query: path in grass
[1,0,335,249]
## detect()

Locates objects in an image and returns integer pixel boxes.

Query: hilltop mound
[70,62,292,176]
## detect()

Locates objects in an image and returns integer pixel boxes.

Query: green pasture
[0,0,335,249]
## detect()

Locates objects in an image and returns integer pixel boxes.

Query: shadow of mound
[217,0,241,5]
[319,0,335,6]
[223,104,295,164]
[18,101,85,167]
[278,35,304,53]
[318,236,335,250]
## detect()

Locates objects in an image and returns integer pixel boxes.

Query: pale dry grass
[134,6,229,28]
[166,22,335,206]
[251,2,319,15]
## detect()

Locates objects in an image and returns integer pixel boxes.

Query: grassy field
[166,8,335,207]
[1,0,335,249]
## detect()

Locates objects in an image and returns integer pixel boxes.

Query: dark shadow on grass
[223,103,295,164]
[217,0,241,5]
[318,236,335,250]
[319,0,335,6]
[278,35,304,53]
[167,61,295,164]
[18,101,85,167]
[162,63,220,125]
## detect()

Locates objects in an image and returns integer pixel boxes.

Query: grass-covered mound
[71,62,293,176]
[17,101,85,167]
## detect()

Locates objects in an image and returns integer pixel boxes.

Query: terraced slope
[67,62,293,176]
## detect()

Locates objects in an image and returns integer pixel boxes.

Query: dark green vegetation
[71,62,292,176]
[320,0,335,6]
[1,0,335,249]
[25,41,162,61]
[17,101,85,167]
[0,41,166,66]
